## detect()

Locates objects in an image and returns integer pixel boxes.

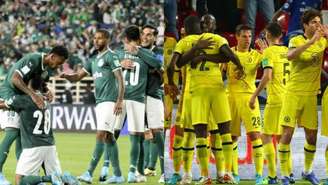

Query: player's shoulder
[179,34,200,43]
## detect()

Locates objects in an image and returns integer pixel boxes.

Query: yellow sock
[221,133,233,173]
[263,142,276,177]
[211,133,225,176]
[232,142,239,175]
[196,138,209,177]
[173,135,183,173]
[278,143,290,177]
[325,149,328,176]
[288,148,293,175]
[182,132,195,173]
[252,139,264,176]
[304,142,316,173]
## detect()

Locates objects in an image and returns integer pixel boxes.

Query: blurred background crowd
[0,0,164,77]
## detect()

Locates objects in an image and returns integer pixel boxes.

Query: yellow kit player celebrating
[278,9,328,185]
[225,24,265,185]
[177,16,244,185]
[250,22,291,184]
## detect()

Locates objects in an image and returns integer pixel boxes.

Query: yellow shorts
[229,93,262,136]
[191,87,231,129]
[321,89,328,136]
[279,94,318,130]
[263,105,282,135]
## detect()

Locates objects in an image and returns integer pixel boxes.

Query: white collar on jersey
[41,53,45,71]
[97,48,114,59]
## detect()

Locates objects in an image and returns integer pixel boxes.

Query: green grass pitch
[0,132,161,185]
[0,132,312,185]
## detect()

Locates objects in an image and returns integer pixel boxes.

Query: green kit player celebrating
[0,46,69,185]
[60,29,125,184]
[113,25,162,183]
[0,76,79,185]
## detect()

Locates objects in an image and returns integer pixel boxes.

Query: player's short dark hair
[123,25,140,42]
[302,8,322,25]
[184,15,201,35]
[96,29,110,39]
[142,24,158,36]
[265,22,282,38]
[235,24,252,35]
[50,45,69,59]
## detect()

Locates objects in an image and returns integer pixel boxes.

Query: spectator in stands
[245,0,275,44]
[272,0,321,41]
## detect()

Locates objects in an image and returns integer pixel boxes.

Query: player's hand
[309,30,322,45]
[321,24,328,38]
[45,90,54,102]
[164,84,179,100]
[31,93,45,109]
[234,66,245,80]
[194,36,215,50]
[249,95,257,110]
[121,59,134,69]
[58,72,67,79]
[113,100,123,115]
[255,38,268,53]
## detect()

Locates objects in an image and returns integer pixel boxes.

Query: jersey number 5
[283,63,290,85]
[33,110,51,135]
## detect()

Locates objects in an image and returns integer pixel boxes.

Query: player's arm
[176,37,214,68]
[0,100,8,109]
[166,53,180,99]
[113,69,124,115]
[12,72,45,109]
[60,68,88,82]
[287,30,321,60]
[137,48,162,69]
[249,68,272,109]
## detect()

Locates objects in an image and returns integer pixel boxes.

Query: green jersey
[0,53,51,99]
[145,46,164,99]
[5,95,54,149]
[83,49,121,104]
[116,47,162,103]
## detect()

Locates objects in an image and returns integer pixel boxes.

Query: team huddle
[0,25,164,185]
[165,9,328,185]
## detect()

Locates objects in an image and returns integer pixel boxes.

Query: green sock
[106,140,122,176]
[137,136,145,175]
[102,142,110,168]
[20,175,51,185]
[0,128,19,171]
[15,134,22,160]
[143,139,151,169]
[87,139,104,175]
[129,135,141,173]
[153,131,164,174]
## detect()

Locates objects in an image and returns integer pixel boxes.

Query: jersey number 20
[33,110,51,135]
[123,62,140,86]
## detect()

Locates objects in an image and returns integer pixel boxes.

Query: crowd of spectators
[0,0,164,77]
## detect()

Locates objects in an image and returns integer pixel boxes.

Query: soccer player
[113,25,162,183]
[0,46,68,185]
[60,29,125,184]
[250,22,291,184]
[140,24,165,183]
[224,24,265,184]
[278,9,328,185]
[0,76,79,185]
[176,16,244,184]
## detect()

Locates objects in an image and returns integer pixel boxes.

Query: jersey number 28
[33,110,51,135]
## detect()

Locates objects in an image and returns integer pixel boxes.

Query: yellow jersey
[261,45,290,105]
[189,32,228,90]
[227,48,262,94]
[174,34,200,96]
[287,35,328,95]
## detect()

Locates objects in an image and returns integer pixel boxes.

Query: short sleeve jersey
[287,35,327,95]
[6,95,54,149]
[83,49,121,104]
[261,45,290,105]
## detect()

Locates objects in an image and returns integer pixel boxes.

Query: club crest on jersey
[41,71,48,79]
[98,59,104,67]
[284,116,291,123]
